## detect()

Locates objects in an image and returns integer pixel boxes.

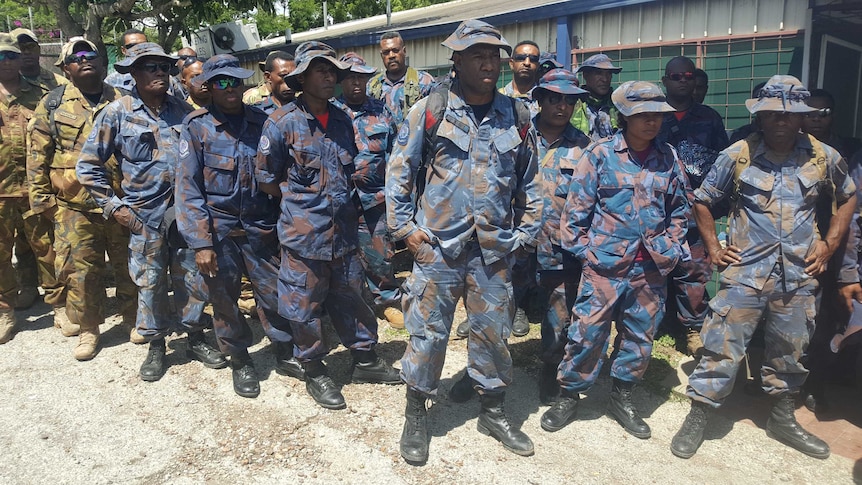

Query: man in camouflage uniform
[256,41,400,411]
[0,33,62,344]
[569,53,622,140]
[541,81,689,439]
[28,38,139,359]
[671,75,856,460]
[367,31,435,125]
[247,51,296,113]
[333,52,403,328]
[180,58,209,109]
[388,20,540,462]
[77,42,224,381]
[658,56,730,356]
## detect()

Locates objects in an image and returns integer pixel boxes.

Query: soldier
[250,51,296,115]
[104,30,184,96]
[176,54,301,398]
[180,58,210,109]
[334,52,403,328]
[540,81,689,439]
[658,56,730,356]
[499,40,540,101]
[77,42,225,381]
[670,75,857,460]
[569,53,622,140]
[692,68,709,104]
[0,33,62,344]
[172,47,196,99]
[256,41,401,411]
[11,28,68,91]
[27,37,139,359]
[388,20,540,462]
[367,31,435,124]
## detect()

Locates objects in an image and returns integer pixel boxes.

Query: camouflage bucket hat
[285,41,350,91]
[441,19,512,55]
[55,37,98,66]
[745,75,817,114]
[197,54,254,83]
[113,42,178,74]
[535,68,587,96]
[339,52,377,75]
[576,53,622,74]
[0,33,20,54]
[612,81,675,116]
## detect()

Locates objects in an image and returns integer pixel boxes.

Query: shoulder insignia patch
[397,123,410,146]
[259,135,271,155]
[179,139,189,159]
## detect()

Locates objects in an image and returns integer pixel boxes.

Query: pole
[28,7,34,32]
[387,0,391,27]
[323,1,328,30]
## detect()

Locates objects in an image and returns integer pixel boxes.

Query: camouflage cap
[113,42,178,74]
[0,33,20,54]
[534,68,587,96]
[339,52,377,75]
[196,54,254,83]
[576,53,622,74]
[612,81,675,116]
[55,37,98,67]
[745,75,816,114]
[285,41,349,91]
[441,19,512,55]
[11,28,38,44]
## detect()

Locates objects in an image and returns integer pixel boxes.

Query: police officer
[540,81,689,439]
[77,42,225,381]
[28,37,139,359]
[388,20,540,462]
[176,54,301,398]
[256,41,401,411]
[570,53,622,140]
[670,75,856,460]
[367,31,435,124]
[334,52,404,328]
[248,51,296,114]
[499,41,540,100]
[180,58,209,109]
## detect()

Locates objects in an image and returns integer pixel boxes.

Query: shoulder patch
[397,123,410,146]
[179,139,190,159]
[259,135,271,155]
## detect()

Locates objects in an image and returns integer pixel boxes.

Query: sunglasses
[545,93,580,106]
[138,62,172,73]
[0,51,21,61]
[182,56,203,67]
[123,43,139,50]
[65,51,99,65]
[211,77,242,90]
[512,53,539,63]
[666,72,695,82]
[804,107,832,119]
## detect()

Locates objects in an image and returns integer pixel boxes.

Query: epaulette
[183,107,210,124]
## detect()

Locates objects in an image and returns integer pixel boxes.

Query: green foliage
[0,3,62,40]
[287,0,452,33]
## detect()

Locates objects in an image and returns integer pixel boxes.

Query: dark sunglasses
[546,93,580,106]
[138,62,172,73]
[667,72,695,82]
[123,43,139,50]
[804,107,832,119]
[0,51,21,61]
[211,77,242,90]
[65,51,99,65]
[182,56,203,67]
[512,53,539,63]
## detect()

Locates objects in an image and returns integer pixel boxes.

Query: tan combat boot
[123,310,146,344]
[686,328,704,357]
[54,306,80,337]
[73,328,100,361]
[0,310,15,344]
[15,287,40,310]
[382,306,405,329]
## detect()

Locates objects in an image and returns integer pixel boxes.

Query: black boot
[512,308,530,337]
[399,387,429,464]
[230,353,260,398]
[351,350,401,384]
[273,341,305,381]
[607,378,651,439]
[671,400,710,459]
[187,331,228,369]
[140,339,167,382]
[539,363,561,405]
[766,394,830,459]
[304,361,346,410]
[448,372,477,403]
[540,390,579,432]
[477,392,534,456]
[455,318,469,339]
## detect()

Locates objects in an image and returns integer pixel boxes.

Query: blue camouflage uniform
[557,132,690,392]
[367,67,435,125]
[333,96,403,309]
[255,96,379,363]
[499,82,539,118]
[658,102,729,335]
[685,134,855,406]
[251,95,282,116]
[76,89,207,340]
[386,84,541,396]
[176,103,294,357]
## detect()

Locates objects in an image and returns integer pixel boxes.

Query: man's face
[624,112,664,146]
[582,68,613,97]
[538,90,577,129]
[341,72,370,105]
[266,58,297,104]
[509,44,540,86]
[453,44,501,97]
[0,51,23,82]
[131,56,171,96]
[121,33,147,56]
[801,96,833,141]
[181,61,209,104]
[208,76,243,114]
[693,76,708,104]
[17,41,40,73]
[62,47,103,86]
[380,37,406,77]
[758,111,804,148]
[176,48,196,70]
[298,59,338,101]
[662,59,696,100]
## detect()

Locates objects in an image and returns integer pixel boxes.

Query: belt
[228,228,247,237]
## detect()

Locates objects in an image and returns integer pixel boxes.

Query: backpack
[368,67,421,113]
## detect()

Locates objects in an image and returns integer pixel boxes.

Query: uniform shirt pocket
[797,162,823,204]
[202,150,237,196]
[738,165,775,208]
[289,148,323,191]
[118,122,155,162]
[52,110,86,155]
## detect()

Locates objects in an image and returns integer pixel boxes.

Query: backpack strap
[404,67,421,112]
[43,84,67,147]
[730,132,759,208]
[418,84,450,200]
[368,72,384,101]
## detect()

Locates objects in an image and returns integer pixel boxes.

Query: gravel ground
[0,294,858,484]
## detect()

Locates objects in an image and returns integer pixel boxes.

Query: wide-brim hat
[535,68,587,96]
[442,19,512,55]
[55,37,98,67]
[284,41,349,92]
[11,28,38,44]
[576,53,622,74]
[339,52,377,75]
[114,42,178,74]
[196,54,254,83]
[745,75,817,114]
[0,33,20,54]
[612,80,675,116]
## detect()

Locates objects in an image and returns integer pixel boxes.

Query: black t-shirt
[469,102,493,123]
[83,91,102,106]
